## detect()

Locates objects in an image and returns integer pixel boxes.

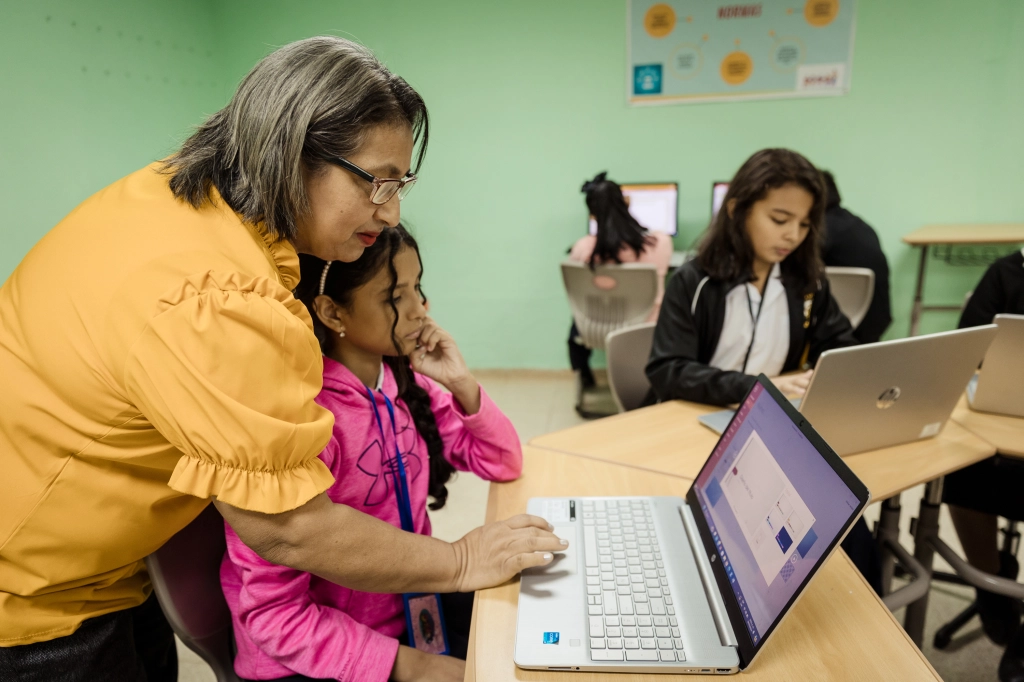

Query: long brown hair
[697,148,825,294]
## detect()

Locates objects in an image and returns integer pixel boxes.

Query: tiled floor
[178,370,1015,682]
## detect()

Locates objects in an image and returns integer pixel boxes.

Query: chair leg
[574,371,616,420]
[934,602,980,650]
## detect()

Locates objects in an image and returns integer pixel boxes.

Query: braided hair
[294,226,455,510]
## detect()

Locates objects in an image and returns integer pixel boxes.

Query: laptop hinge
[679,505,739,648]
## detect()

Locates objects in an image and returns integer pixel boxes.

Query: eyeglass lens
[371,177,416,205]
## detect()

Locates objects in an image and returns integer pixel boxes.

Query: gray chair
[824,266,875,329]
[562,261,658,349]
[606,323,657,413]
[562,261,659,417]
[146,504,241,682]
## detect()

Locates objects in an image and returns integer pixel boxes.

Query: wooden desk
[951,394,1024,458]
[901,223,1024,336]
[530,401,996,501]
[467,447,940,682]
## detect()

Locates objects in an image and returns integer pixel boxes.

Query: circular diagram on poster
[644,3,677,38]
[770,37,805,73]
[720,51,754,86]
[804,0,839,27]
[670,43,703,79]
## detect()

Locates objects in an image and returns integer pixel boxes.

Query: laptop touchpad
[524,523,578,576]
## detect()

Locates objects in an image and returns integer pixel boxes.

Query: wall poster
[628,0,856,105]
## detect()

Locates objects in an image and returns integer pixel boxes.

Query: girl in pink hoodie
[220,225,523,682]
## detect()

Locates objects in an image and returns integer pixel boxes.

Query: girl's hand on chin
[410,318,469,387]
[410,319,481,414]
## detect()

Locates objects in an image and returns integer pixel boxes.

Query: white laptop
[699,326,998,455]
[967,314,1024,418]
[515,377,870,674]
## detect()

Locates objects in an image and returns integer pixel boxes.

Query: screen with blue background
[695,384,860,643]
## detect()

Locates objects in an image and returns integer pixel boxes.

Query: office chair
[825,266,875,329]
[933,519,1021,649]
[562,261,658,417]
[606,323,656,413]
[146,503,242,682]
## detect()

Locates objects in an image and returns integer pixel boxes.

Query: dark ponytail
[295,225,455,510]
[581,171,653,269]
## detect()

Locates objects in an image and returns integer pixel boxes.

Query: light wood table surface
[900,223,1024,335]
[951,394,1024,458]
[529,401,996,501]
[466,446,940,682]
[901,223,1024,246]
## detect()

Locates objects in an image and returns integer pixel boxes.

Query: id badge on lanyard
[366,386,450,655]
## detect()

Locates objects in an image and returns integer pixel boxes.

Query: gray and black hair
[164,36,429,242]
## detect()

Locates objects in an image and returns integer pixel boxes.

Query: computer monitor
[588,182,678,236]
[712,181,730,220]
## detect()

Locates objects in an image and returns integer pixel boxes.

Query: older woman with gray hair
[0,37,560,681]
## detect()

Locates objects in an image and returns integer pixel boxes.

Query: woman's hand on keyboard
[449,514,567,592]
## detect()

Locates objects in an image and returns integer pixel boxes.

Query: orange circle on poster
[804,0,839,27]
[644,3,676,38]
[720,51,753,85]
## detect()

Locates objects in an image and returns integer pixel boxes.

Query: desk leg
[909,246,929,337]
[905,478,944,646]
[877,496,902,597]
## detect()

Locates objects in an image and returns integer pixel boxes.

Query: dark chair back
[145,503,241,682]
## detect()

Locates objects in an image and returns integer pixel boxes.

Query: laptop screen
[693,382,864,648]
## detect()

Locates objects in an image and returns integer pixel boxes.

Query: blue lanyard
[365,385,415,533]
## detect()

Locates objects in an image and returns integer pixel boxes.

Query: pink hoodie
[221,357,522,682]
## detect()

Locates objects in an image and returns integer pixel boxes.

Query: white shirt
[709,263,790,376]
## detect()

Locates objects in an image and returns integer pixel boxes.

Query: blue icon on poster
[633,64,663,95]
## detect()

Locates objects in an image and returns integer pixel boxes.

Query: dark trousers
[568,322,592,374]
[944,455,1024,519]
[242,592,475,682]
[841,517,883,594]
[0,593,178,682]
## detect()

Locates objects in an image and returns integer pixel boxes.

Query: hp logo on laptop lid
[876,386,901,409]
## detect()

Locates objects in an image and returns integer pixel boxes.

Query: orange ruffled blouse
[0,164,335,646]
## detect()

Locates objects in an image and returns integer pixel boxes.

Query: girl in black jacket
[646,148,858,407]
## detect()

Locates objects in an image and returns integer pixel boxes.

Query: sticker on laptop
[919,422,942,439]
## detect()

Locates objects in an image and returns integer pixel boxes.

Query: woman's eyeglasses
[329,157,417,205]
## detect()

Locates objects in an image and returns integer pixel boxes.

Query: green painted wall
[0,0,228,279]
[4,1,1022,369]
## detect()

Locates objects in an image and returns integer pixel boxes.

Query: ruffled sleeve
[124,271,335,513]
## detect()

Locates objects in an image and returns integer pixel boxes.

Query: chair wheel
[933,631,952,650]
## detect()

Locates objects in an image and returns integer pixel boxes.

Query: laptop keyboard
[582,499,686,663]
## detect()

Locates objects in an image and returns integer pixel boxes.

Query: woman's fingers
[504,513,555,531]
[507,531,568,556]
[513,550,557,572]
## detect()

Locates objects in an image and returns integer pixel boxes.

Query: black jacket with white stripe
[645,260,859,407]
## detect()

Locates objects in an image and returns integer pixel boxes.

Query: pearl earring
[338,331,346,338]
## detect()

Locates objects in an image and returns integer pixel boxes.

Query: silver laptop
[515,377,870,674]
[699,326,998,455]
[967,314,1024,418]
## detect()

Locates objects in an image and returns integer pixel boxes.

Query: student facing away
[220,225,524,682]
[645,148,881,593]
[568,172,673,388]
[820,170,892,344]
[943,248,1024,682]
